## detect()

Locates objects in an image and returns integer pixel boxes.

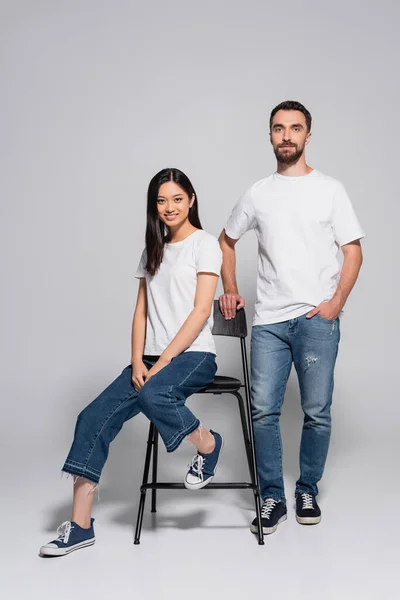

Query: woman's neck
[168,221,198,243]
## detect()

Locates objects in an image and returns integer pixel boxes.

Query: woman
[40,168,223,557]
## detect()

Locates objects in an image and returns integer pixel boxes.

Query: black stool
[134,300,264,545]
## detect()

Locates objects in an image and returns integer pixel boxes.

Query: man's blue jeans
[251,313,340,502]
[62,352,217,484]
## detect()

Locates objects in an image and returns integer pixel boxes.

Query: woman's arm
[146,272,219,380]
[131,278,148,389]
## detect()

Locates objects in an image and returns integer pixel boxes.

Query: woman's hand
[131,360,149,391]
[144,355,171,385]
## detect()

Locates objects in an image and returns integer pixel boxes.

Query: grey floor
[2,418,398,600]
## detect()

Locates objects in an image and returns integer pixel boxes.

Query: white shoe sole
[183,437,224,491]
[296,514,321,525]
[250,514,287,535]
[40,538,95,556]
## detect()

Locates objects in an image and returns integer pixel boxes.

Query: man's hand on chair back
[219,293,245,320]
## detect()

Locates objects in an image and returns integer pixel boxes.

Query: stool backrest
[211,300,248,338]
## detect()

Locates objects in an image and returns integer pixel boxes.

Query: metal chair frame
[134,300,264,545]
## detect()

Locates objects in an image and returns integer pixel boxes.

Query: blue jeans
[251,313,340,502]
[62,352,217,484]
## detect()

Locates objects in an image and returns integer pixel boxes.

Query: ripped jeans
[251,313,340,502]
[62,352,217,485]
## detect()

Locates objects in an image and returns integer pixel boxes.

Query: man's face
[270,110,311,165]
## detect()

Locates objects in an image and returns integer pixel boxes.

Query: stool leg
[235,391,264,545]
[151,428,159,513]
[239,339,264,545]
[252,487,264,545]
[134,422,155,544]
[241,398,264,545]
[236,392,253,476]
[239,389,264,545]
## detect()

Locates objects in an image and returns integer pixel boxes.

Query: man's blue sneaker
[184,430,224,490]
[295,492,321,525]
[250,499,287,535]
[40,518,95,556]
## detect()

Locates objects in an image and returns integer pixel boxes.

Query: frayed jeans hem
[165,418,201,453]
[62,463,100,485]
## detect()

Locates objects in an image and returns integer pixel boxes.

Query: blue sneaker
[184,430,224,490]
[40,519,95,556]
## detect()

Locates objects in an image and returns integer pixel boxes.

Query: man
[219,100,364,534]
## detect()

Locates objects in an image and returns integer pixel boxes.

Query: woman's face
[157,181,194,228]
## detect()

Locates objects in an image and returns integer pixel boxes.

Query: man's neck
[276,158,313,177]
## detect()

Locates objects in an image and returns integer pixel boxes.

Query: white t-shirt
[224,170,365,325]
[135,229,222,355]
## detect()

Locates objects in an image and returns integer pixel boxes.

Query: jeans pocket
[315,314,337,323]
[304,313,340,342]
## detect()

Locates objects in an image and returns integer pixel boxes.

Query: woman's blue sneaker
[40,518,95,556]
[184,430,224,490]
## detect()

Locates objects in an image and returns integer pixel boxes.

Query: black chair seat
[201,375,242,393]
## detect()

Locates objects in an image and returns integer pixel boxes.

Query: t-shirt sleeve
[195,236,222,276]
[134,248,147,278]
[332,183,365,246]
[224,187,256,240]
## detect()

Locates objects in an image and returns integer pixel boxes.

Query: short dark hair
[270,101,312,132]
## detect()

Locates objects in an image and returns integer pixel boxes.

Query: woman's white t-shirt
[135,229,222,355]
[224,170,365,325]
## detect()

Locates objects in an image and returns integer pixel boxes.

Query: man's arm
[218,230,245,319]
[307,240,363,319]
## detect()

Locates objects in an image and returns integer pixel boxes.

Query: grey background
[1,0,398,597]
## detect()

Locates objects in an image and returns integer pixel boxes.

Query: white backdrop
[1,1,398,596]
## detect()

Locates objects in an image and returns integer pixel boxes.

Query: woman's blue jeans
[62,352,217,484]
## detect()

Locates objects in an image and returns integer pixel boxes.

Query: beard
[273,143,305,166]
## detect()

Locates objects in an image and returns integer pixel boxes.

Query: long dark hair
[145,168,202,275]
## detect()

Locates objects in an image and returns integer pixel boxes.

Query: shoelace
[56,521,74,544]
[261,498,278,519]
[188,454,205,481]
[301,493,314,510]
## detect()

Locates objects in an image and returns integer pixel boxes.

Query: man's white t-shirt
[135,229,222,355]
[224,170,365,325]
